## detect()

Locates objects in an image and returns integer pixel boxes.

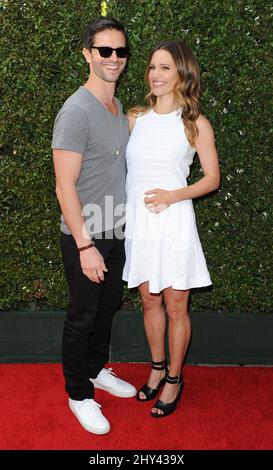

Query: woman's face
[148,49,179,98]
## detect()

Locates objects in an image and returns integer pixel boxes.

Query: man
[52,17,136,435]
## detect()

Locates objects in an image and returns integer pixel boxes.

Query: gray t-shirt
[52,86,129,236]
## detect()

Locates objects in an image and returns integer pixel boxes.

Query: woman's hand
[144,188,175,213]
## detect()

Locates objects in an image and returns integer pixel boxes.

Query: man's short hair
[83,16,128,50]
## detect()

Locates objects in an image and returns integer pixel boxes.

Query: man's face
[84,29,127,83]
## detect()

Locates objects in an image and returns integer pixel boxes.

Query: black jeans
[60,231,125,400]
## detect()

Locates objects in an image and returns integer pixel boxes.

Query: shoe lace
[102,367,120,385]
[81,399,102,415]
[105,368,117,378]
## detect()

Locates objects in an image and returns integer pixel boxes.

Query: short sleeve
[51,104,89,155]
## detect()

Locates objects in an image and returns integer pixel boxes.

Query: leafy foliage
[109,0,272,313]
[1,0,272,312]
[0,0,101,309]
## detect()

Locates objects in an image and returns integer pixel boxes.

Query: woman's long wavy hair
[130,40,201,146]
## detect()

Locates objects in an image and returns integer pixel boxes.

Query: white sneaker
[69,398,110,435]
[90,368,137,398]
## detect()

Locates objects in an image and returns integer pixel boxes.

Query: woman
[122,40,220,417]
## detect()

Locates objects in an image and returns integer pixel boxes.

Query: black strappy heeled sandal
[137,360,168,402]
[151,373,184,417]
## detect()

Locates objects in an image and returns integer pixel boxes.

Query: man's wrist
[78,240,95,252]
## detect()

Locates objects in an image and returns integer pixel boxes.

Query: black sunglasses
[90,46,130,58]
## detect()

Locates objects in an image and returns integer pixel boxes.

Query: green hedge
[0,0,272,312]
[0,0,101,309]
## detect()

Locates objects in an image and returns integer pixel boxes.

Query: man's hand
[144,188,174,213]
[79,247,108,283]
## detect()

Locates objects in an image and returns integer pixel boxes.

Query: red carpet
[0,363,272,450]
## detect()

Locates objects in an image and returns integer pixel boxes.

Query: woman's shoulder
[195,113,215,147]
[127,106,150,118]
[196,113,214,134]
[127,106,151,133]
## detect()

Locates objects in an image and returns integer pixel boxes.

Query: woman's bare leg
[138,282,166,399]
[151,287,190,414]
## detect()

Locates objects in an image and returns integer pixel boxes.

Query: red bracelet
[78,241,95,252]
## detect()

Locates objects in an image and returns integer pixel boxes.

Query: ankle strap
[166,374,180,384]
[152,360,167,371]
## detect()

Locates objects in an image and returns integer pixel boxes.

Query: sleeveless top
[122,108,212,293]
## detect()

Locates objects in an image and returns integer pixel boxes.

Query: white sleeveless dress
[122,108,212,293]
